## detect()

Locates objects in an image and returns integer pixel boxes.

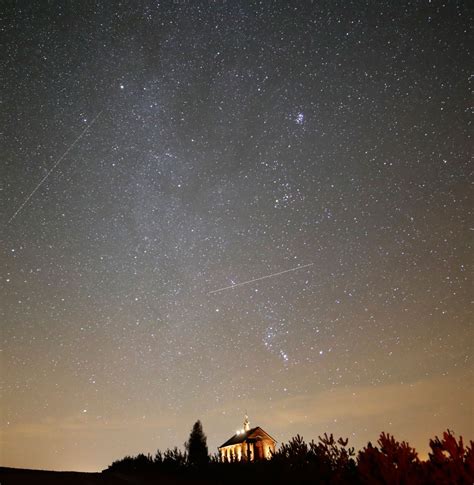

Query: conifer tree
[185,420,209,466]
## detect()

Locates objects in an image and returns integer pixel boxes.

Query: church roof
[218,426,277,448]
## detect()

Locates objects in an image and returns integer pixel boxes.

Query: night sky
[1,0,472,472]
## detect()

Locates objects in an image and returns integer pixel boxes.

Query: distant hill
[0,467,207,484]
[0,467,147,485]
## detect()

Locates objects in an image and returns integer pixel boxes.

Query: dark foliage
[425,429,474,484]
[270,433,357,483]
[106,447,187,475]
[185,419,209,466]
[358,432,421,484]
[104,426,473,485]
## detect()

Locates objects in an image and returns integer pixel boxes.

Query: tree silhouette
[185,419,209,466]
[357,432,421,484]
[426,430,474,484]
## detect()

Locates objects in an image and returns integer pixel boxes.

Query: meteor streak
[8,110,103,224]
[208,262,314,295]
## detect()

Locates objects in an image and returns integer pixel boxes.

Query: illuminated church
[218,416,277,462]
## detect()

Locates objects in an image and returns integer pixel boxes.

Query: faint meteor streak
[208,262,314,295]
[8,111,103,224]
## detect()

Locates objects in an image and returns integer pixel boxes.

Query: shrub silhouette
[271,434,309,467]
[316,433,357,483]
[106,452,154,474]
[425,430,474,484]
[270,433,356,483]
[155,446,188,471]
[357,432,421,484]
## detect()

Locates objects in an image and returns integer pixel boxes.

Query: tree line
[104,421,473,484]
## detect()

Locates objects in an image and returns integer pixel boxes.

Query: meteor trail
[208,262,314,295]
[8,110,103,224]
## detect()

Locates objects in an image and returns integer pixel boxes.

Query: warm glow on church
[218,416,277,462]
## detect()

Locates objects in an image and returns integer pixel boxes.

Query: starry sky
[1,0,472,473]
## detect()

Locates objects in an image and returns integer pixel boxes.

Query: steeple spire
[243,414,250,431]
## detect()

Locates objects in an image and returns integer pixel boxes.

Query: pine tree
[185,420,209,466]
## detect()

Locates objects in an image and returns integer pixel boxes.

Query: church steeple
[243,414,250,432]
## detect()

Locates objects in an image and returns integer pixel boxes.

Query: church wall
[219,437,276,462]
